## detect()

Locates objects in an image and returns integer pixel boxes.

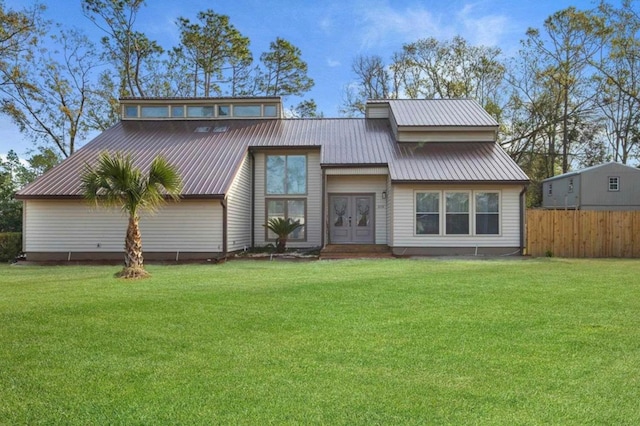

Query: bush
[0,232,22,262]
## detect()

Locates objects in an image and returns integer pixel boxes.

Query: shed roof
[371,99,499,127]
[542,162,640,182]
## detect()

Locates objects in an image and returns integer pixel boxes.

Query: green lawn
[1,258,639,425]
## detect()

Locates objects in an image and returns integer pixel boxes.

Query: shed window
[608,176,620,191]
[548,183,553,196]
[568,178,574,193]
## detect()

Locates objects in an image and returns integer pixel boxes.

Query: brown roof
[373,99,499,127]
[18,115,527,199]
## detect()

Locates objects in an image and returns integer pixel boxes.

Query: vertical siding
[24,200,223,252]
[391,184,522,247]
[581,166,640,209]
[326,175,388,244]
[226,154,252,252]
[386,176,393,244]
[253,150,322,248]
[543,175,580,209]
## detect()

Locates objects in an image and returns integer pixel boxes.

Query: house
[542,162,640,210]
[16,97,529,260]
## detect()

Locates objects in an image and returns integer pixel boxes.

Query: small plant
[264,217,303,253]
[545,249,554,257]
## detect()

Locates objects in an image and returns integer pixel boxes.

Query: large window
[475,192,499,235]
[266,155,307,195]
[446,192,470,235]
[416,192,439,234]
[415,190,501,236]
[266,199,306,241]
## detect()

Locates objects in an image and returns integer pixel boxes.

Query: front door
[329,194,375,243]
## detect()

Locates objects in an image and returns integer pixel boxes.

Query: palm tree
[264,217,303,253]
[81,151,181,278]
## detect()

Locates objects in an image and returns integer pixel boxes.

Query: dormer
[366,99,498,143]
[120,96,284,120]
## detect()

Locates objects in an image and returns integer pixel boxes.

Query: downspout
[519,184,528,255]
[221,198,228,259]
[321,167,326,248]
[250,152,255,248]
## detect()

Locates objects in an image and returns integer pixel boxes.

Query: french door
[329,194,375,243]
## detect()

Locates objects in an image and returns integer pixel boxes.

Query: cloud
[355,1,448,50]
[327,58,341,67]
[457,3,512,46]
[351,0,513,51]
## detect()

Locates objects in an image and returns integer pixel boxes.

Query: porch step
[320,244,394,260]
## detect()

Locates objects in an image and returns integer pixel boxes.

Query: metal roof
[542,161,640,182]
[384,99,499,127]
[18,102,528,199]
[389,142,529,182]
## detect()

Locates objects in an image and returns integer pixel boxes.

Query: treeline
[341,2,640,205]
[0,0,317,161]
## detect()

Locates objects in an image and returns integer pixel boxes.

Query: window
[187,106,214,117]
[217,105,230,117]
[568,178,574,193]
[608,176,620,191]
[124,106,138,118]
[140,106,169,118]
[266,199,306,241]
[266,155,306,195]
[264,105,277,117]
[414,190,502,236]
[416,192,439,234]
[446,192,470,234]
[171,106,185,118]
[475,192,499,235]
[233,105,261,117]
[548,183,553,195]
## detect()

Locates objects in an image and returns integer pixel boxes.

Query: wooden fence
[526,210,640,258]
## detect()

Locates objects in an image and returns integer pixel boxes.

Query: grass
[1,258,640,425]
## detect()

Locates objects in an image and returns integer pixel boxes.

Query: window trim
[265,198,307,242]
[474,191,501,235]
[265,154,308,196]
[608,176,620,192]
[415,191,440,235]
[413,190,502,237]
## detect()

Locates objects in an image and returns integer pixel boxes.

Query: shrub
[0,232,22,262]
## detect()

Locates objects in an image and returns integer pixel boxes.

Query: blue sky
[1,0,604,158]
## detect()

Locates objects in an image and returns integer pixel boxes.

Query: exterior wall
[253,149,322,248]
[542,175,581,209]
[226,153,252,252]
[326,174,389,244]
[396,129,496,143]
[24,199,223,259]
[391,184,523,254]
[580,165,640,210]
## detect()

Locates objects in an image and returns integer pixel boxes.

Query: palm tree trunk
[124,215,144,269]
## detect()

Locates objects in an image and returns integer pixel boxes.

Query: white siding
[226,154,252,252]
[327,175,388,244]
[24,200,223,252]
[253,150,322,248]
[325,167,388,175]
[391,184,522,247]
